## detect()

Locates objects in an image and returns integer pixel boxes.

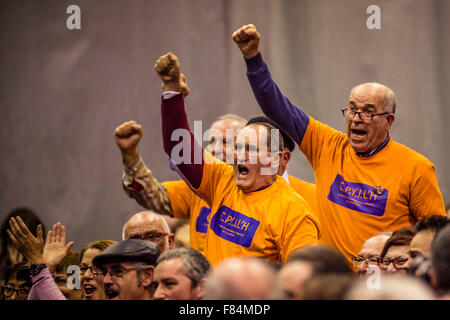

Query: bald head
[204,257,284,300]
[350,82,396,114]
[356,233,391,275]
[278,260,313,299]
[206,114,247,161]
[122,211,174,253]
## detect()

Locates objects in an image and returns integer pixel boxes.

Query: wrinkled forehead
[349,84,386,110]
[360,236,388,255]
[236,124,268,145]
[126,215,168,235]
[210,118,245,135]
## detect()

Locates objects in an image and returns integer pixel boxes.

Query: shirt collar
[355,134,390,157]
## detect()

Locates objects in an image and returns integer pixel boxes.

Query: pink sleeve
[27,268,67,300]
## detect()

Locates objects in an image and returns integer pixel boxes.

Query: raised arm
[115,120,173,216]
[154,52,203,189]
[232,24,310,145]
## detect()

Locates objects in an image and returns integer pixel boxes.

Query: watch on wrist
[30,263,47,276]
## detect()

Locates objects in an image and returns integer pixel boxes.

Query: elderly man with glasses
[155,52,321,266]
[232,24,446,264]
[122,211,175,254]
[93,239,160,300]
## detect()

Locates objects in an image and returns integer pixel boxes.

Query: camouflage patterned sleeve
[122,157,173,216]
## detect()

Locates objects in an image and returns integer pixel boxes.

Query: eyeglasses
[351,256,380,268]
[80,265,104,276]
[130,231,168,242]
[101,266,137,278]
[380,257,410,270]
[1,284,30,299]
[342,107,390,122]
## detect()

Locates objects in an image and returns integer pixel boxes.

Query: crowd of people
[1,24,449,301]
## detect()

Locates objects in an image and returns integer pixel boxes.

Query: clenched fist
[154,52,190,97]
[232,24,260,59]
[114,120,143,166]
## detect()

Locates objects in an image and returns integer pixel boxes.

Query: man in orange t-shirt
[233,24,446,263]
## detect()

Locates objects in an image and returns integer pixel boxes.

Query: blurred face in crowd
[355,235,389,275]
[80,248,105,300]
[233,124,281,192]
[153,257,203,300]
[124,212,174,254]
[380,245,411,274]
[6,243,23,265]
[1,275,30,300]
[278,261,313,299]
[53,267,83,300]
[409,230,435,260]
[345,83,395,154]
[206,118,244,162]
[102,261,153,300]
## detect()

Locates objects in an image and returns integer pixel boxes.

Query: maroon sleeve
[161,93,204,189]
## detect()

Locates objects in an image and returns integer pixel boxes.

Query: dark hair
[302,274,353,300]
[287,245,353,276]
[54,251,81,275]
[245,122,284,153]
[431,225,450,292]
[415,215,449,233]
[1,207,46,253]
[157,248,211,288]
[380,226,417,259]
[4,262,31,285]
[246,116,295,152]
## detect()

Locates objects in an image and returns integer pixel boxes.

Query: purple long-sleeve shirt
[161,93,204,188]
[245,53,310,146]
[27,268,66,300]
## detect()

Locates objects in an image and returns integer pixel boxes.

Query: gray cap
[92,239,160,267]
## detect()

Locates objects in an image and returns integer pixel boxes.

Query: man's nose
[357,262,367,273]
[152,285,165,300]
[103,272,113,284]
[386,263,396,273]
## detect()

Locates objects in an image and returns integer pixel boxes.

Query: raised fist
[154,52,182,93]
[179,73,190,98]
[114,120,143,166]
[232,24,261,59]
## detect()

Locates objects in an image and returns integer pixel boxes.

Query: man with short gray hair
[152,247,211,300]
[232,23,446,264]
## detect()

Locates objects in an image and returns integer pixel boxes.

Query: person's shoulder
[288,175,316,190]
[389,139,434,167]
[274,178,313,208]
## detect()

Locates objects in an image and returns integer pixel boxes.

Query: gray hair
[214,113,247,127]
[134,261,154,288]
[350,83,396,114]
[156,248,211,288]
[122,211,171,240]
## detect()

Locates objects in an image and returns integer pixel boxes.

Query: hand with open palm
[43,223,74,273]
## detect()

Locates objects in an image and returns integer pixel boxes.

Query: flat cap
[246,116,296,152]
[93,239,160,267]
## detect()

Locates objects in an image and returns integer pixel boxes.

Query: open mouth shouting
[350,127,369,143]
[350,127,368,141]
[237,164,250,177]
[83,284,97,299]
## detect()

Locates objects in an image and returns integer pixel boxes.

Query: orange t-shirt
[300,117,446,262]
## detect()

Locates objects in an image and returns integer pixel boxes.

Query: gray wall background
[1,0,449,250]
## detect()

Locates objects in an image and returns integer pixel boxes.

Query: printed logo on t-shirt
[195,207,211,234]
[327,174,388,217]
[209,206,260,248]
